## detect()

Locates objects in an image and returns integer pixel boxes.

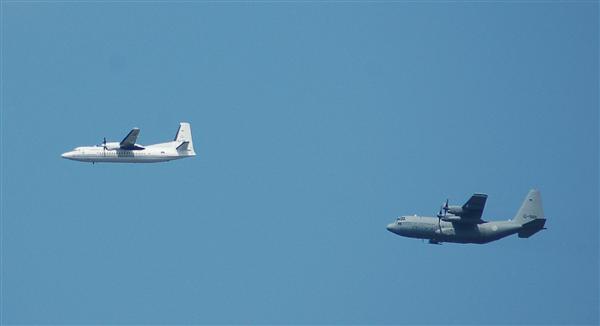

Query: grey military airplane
[386,189,547,244]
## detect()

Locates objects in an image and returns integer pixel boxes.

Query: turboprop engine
[441,215,462,222]
[102,142,121,150]
[438,200,466,218]
[437,200,469,222]
[446,205,464,216]
[98,137,121,150]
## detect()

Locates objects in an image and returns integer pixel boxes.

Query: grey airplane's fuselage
[386,216,522,244]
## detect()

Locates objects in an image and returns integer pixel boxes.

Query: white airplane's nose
[61,152,72,159]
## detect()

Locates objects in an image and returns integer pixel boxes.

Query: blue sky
[1,2,598,325]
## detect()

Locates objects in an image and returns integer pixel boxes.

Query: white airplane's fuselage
[61,143,194,163]
[62,122,196,164]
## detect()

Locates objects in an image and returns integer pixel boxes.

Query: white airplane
[61,122,196,163]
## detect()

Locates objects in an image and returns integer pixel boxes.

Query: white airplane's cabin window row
[98,151,166,155]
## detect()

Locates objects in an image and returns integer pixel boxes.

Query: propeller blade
[443,198,449,216]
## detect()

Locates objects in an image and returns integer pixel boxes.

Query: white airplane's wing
[120,128,140,149]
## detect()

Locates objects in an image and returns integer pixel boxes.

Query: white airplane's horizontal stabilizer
[177,141,192,152]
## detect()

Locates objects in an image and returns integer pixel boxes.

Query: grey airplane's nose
[386,223,395,232]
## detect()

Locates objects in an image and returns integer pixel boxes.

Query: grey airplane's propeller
[437,198,449,217]
[436,198,449,229]
[443,199,449,216]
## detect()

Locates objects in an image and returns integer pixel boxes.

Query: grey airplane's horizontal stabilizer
[518,218,547,238]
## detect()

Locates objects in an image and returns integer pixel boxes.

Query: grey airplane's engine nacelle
[446,205,464,216]
[441,215,462,222]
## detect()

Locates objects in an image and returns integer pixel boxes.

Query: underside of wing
[120,128,141,150]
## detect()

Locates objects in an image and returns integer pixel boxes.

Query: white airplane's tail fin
[174,122,195,155]
[174,122,192,142]
[513,189,547,238]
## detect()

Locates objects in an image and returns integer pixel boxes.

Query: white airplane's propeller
[102,137,108,156]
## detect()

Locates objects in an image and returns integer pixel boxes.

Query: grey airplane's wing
[439,193,488,224]
[461,193,488,220]
[120,128,140,150]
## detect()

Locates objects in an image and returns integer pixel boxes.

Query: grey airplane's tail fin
[513,189,547,238]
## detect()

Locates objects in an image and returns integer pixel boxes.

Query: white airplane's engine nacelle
[102,142,121,150]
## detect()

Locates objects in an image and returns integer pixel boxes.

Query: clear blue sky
[1,2,598,325]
